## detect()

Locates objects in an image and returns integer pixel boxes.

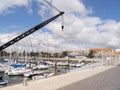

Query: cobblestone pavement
[58,65,120,90]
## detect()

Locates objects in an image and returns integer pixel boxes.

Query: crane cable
[61,15,64,31]
[43,0,61,13]
[43,0,64,31]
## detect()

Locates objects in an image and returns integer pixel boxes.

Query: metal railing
[70,55,120,73]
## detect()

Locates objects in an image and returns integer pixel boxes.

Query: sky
[83,0,120,21]
[0,0,120,52]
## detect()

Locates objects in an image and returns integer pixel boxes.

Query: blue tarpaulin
[11,64,26,68]
[0,59,9,63]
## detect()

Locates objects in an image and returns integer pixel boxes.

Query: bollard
[23,78,28,86]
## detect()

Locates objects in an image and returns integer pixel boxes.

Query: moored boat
[8,68,31,76]
[0,76,8,86]
[32,64,49,70]
[24,70,49,77]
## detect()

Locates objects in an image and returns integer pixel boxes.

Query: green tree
[62,51,68,57]
[54,53,59,58]
[87,50,95,58]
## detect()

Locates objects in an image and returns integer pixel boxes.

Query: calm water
[0,66,76,86]
[0,72,24,85]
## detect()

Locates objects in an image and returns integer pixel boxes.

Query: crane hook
[61,15,64,31]
[61,25,64,31]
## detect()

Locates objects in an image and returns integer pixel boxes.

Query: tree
[87,50,95,58]
[62,51,68,57]
[54,53,59,58]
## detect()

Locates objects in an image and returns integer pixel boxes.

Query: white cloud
[51,0,92,15]
[0,0,31,14]
[40,0,120,50]
[0,31,62,52]
[1,0,120,52]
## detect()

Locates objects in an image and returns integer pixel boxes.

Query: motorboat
[8,68,31,76]
[5,63,27,74]
[24,70,49,77]
[27,72,54,80]
[10,63,26,68]
[76,62,85,67]
[57,62,68,66]
[44,72,54,78]
[0,76,8,86]
[70,62,85,67]
[32,64,49,70]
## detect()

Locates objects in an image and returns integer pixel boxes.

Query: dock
[35,57,103,62]
[1,65,119,90]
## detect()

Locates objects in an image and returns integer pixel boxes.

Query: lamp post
[72,40,75,58]
[101,50,104,66]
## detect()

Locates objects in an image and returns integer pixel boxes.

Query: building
[66,50,87,57]
[114,49,120,55]
[89,48,113,54]
[66,51,80,56]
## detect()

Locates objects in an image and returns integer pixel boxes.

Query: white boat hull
[8,69,31,76]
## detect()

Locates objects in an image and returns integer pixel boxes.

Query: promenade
[58,65,120,90]
[1,65,118,90]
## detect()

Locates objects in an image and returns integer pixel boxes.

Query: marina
[1,48,120,88]
[0,58,86,87]
[0,54,120,89]
[0,0,120,90]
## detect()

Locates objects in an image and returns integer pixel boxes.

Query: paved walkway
[58,65,120,90]
[0,66,118,90]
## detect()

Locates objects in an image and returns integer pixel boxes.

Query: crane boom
[0,12,64,51]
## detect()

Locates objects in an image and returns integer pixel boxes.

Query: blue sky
[83,0,120,21]
[0,0,120,51]
[0,2,41,33]
[0,1,53,33]
[0,0,119,33]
